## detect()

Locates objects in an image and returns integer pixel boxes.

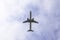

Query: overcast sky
[0,0,60,40]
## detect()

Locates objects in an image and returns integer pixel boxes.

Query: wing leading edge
[23,20,29,23]
[32,20,38,23]
[23,20,38,23]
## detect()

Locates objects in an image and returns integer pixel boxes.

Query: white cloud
[0,0,60,40]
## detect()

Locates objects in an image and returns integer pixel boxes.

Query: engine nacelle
[32,18,34,21]
[27,18,30,21]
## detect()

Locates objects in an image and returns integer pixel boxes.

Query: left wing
[32,20,38,23]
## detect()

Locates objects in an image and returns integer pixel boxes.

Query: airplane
[23,11,38,32]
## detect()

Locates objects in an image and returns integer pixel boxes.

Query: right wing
[23,20,29,23]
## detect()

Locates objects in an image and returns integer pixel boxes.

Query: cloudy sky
[0,0,60,40]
